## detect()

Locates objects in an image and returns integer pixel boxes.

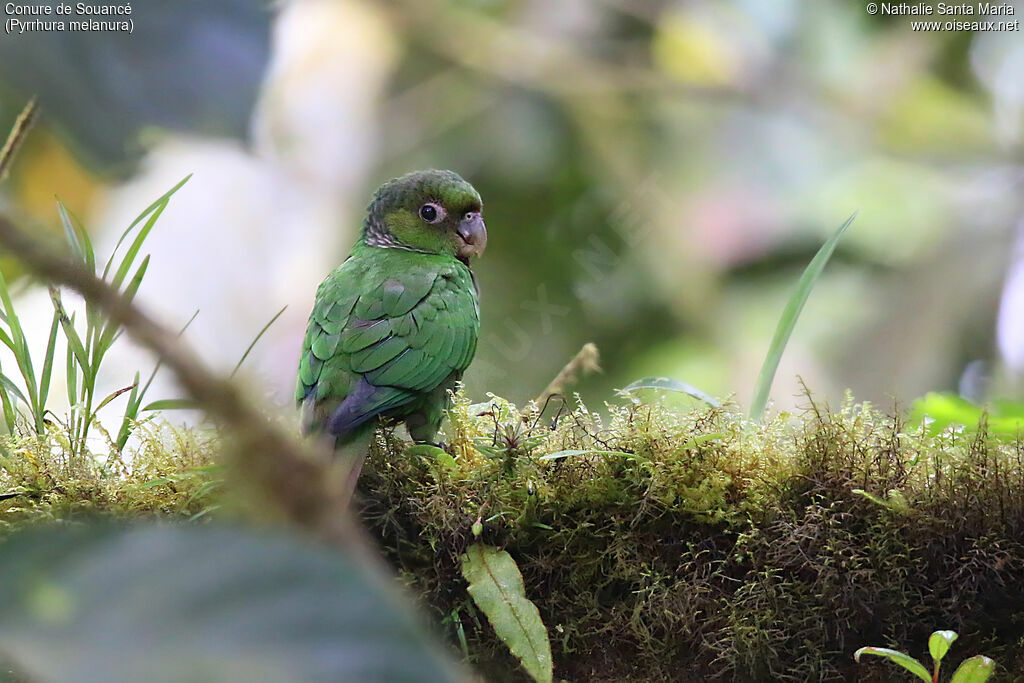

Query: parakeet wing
[297,256,479,434]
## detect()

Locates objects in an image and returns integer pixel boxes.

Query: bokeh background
[2,0,1023,417]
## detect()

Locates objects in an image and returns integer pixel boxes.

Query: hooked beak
[456,212,487,260]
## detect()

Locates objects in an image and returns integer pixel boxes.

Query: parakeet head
[363,170,486,264]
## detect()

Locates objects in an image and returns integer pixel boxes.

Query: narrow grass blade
[231,305,287,378]
[139,310,199,400]
[110,204,166,292]
[0,326,17,356]
[36,308,61,433]
[50,289,91,384]
[115,372,141,451]
[0,386,14,433]
[0,97,37,180]
[0,268,38,405]
[94,382,138,414]
[119,255,149,308]
[117,309,199,450]
[65,321,78,407]
[96,254,149,364]
[0,373,29,408]
[749,213,855,421]
[56,200,95,272]
[103,174,190,281]
[141,398,198,411]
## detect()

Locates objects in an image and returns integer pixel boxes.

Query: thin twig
[535,342,601,406]
[0,214,368,551]
[0,97,38,180]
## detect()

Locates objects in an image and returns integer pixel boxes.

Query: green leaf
[103,174,191,281]
[854,646,931,682]
[118,310,199,450]
[0,326,16,356]
[50,289,90,382]
[405,444,448,458]
[461,545,552,683]
[115,371,141,452]
[852,488,910,514]
[141,398,198,412]
[619,376,720,407]
[94,382,138,414]
[65,326,78,408]
[0,382,15,434]
[0,372,29,409]
[0,522,461,682]
[406,444,458,472]
[929,630,958,666]
[909,392,1024,439]
[56,200,95,272]
[538,449,636,461]
[95,254,150,363]
[749,213,855,421]
[110,204,163,293]
[950,655,996,683]
[0,267,38,406]
[36,308,62,433]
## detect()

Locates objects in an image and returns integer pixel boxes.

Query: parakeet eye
[419,203,445,223]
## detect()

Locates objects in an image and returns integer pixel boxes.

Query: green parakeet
[296,170,486,479]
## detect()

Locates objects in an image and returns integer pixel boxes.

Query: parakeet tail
[331,422,376,496]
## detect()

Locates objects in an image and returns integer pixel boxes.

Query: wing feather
[298,253,479,435]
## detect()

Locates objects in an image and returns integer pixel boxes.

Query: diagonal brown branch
[0,213,368,550]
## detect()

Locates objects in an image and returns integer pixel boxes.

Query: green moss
[0,418,220,528]
[3,393,1022,681]
[359,393,1024,682]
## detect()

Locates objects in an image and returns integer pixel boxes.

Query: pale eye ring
[419,202,446,223]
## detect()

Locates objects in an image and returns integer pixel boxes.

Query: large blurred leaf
[0,0,270,172]
[909,392,1024,438]
[0,523,460,682]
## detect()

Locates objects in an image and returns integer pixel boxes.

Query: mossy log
[359,394,1024,682]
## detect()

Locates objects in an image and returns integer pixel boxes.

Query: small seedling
[854,630,995,682]
[474,407,546,474]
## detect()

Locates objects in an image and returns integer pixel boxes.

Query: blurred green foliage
[910,391,1024,437]
[0,0,269,171]
[2,0,1020,411]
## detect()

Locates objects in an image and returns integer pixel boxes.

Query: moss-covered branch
[359,395,1024,681]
